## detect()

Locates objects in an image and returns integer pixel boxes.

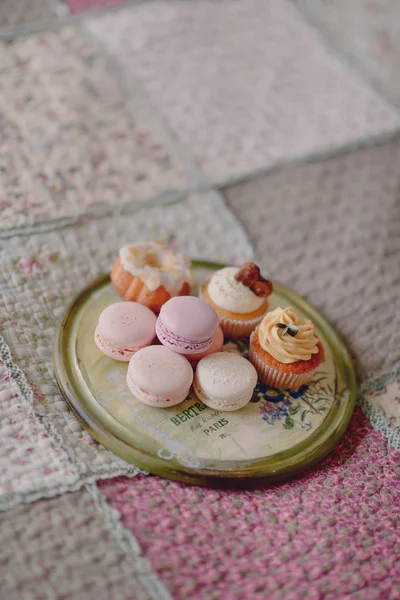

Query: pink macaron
[94,302,156,361]
[127,345,193,407]
[156,296,219,355]
[183,325,224,367]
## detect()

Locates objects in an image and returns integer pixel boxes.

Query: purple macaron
[156,296,219,355]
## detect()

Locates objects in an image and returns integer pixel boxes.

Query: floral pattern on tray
[223,339,336,441]
[256,378,332,431]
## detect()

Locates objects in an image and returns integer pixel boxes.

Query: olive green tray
[54,260,356,487]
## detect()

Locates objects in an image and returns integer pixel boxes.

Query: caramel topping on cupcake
[235,262,273,298]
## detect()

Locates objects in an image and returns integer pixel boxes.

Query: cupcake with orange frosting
[249,306,324,390]
[111,241,192,312]
[201,262,273,339]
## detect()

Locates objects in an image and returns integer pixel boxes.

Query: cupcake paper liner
[249,343,316,390]
[219,313,266,340]
[200,286,266,340]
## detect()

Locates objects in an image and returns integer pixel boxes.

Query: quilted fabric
[85,0,400,183]
[99,407,400,600]
[362,372,400,431]
[0,0,56,32]
[358,366,400,452]
[0,338,78,510]
[0,192,252,505]
[224,138,400,379]
[62,0,131,14]
[0,488,152,600]
[295,0,400,107]
[0,28,188,233]
[0,1,400,598]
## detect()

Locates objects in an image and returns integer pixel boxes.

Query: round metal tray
[54,260,356,487]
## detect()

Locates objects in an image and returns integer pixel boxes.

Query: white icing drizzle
[119,242,192,294]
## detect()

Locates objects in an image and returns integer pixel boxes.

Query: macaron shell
[157,296,219,341]
[126,377,189,408]
[97,302,157,347]
[193,378,251,411]
[184,326,224,365]
[156,317,214,355]
[94,326,143,361]
[194,352,257,410]
[127,345,193,398]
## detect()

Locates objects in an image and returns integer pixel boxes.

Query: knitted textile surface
[86,0,400,183]
[0,1,400,599]
[99,408,400,600]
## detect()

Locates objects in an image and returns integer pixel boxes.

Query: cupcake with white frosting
[201,262,273,339]
[249,306,324,390]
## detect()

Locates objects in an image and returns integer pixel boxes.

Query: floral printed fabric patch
[366,377,400,429]
[0,339,79,511]
[358,366,400,453]
[0,28,188,233]
[0,192,252,504]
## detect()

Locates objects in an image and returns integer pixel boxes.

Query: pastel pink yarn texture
[62,0,129,14]
[99,408,400,600]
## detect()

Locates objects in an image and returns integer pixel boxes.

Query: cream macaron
[193,352,258,411]
[94,302,157,361]
[127,345,193,408]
